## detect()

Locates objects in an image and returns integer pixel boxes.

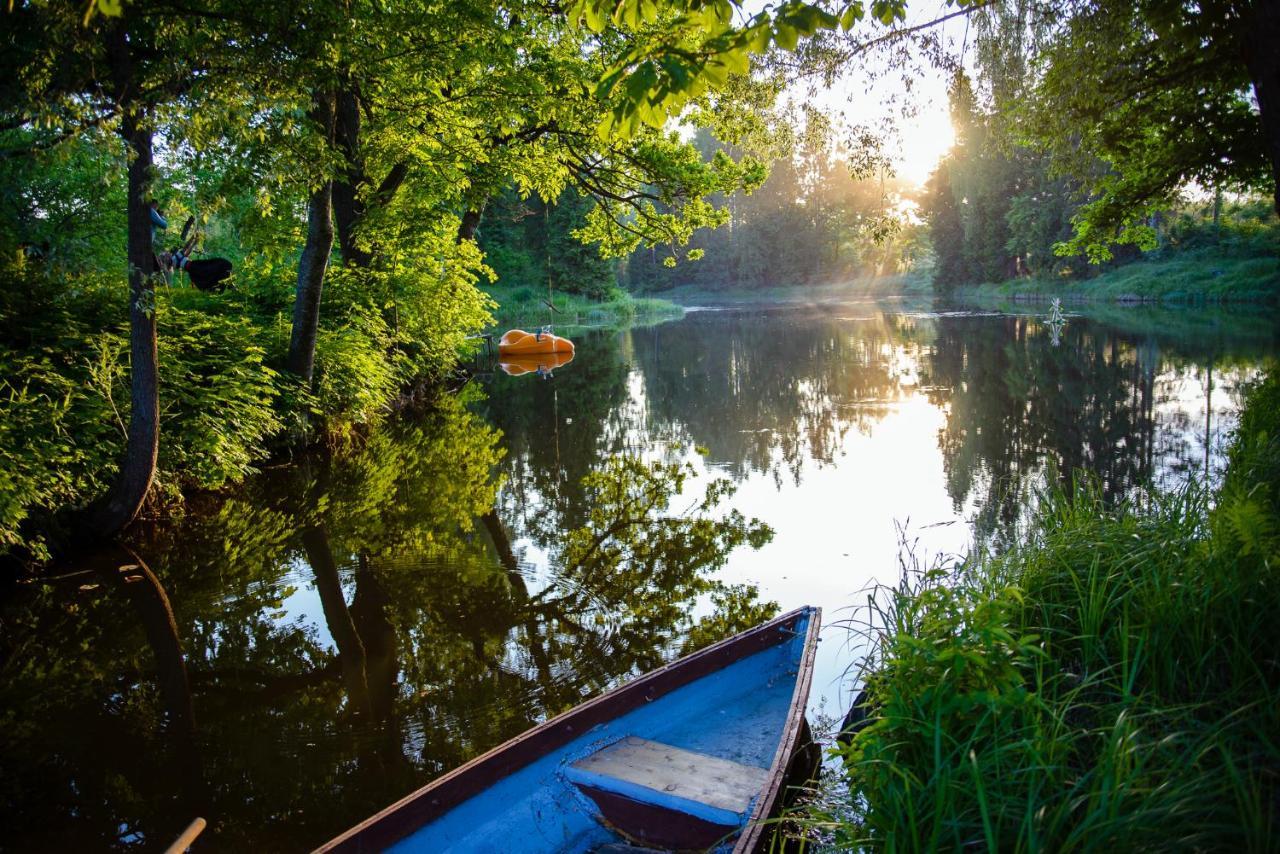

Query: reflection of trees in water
[480,309,1269,558]
[630,311,927,486]
[920,315,1259,546]
[0,547,207,851]
[0,394,774,851]
[477,331,633,544]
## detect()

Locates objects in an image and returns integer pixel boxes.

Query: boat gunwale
[314,605,819,853]
[735,603,822,853]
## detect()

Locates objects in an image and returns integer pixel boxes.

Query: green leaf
[774,21,801,50]
[840,3,864,30]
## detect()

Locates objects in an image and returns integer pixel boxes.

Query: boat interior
[386,610,815,853]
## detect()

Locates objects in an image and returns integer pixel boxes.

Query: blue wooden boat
[317,606,821,853]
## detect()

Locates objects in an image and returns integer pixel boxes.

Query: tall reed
[819,374,1280,852]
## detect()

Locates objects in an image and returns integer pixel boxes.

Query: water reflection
[482,307,1271,546]
[0,395,776,851]
[2,304,1274,851]
[481,304,1274,737]
[921,313,1269,545]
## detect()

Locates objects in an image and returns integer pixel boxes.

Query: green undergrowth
[812,373,1280,851]
[955,241,1280,305]
[0,251,492,558]
[484,284,683,327]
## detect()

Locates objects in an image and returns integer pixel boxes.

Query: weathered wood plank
[568,737,767,819]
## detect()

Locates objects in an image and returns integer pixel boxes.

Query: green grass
[650,270,934,306]
[807,374,1280,852]
[946,300,1280,354]
[954,245,1280,305]
[483,285,684,327]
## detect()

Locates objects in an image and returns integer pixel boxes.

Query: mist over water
[2,302,1273,851]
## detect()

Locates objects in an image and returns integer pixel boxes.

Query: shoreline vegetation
[651,271,933,306]
[953,243,1280,306]
[0,269,681,564]
[646,219,1279,310]
[483,285,685,328]
[817,373,1280,850]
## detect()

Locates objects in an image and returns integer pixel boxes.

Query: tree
[1022,0,1280,258]
[480,188,619,298]
[921,4,1094,288]
[261,0,774,386]
[1,0,326,539]
[1,4,188,538]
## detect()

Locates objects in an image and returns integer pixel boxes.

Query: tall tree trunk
[457,206,485,244]
[331,84,411,269]
[90,27,159,539]
[288,181,334,382]
[1242,0,1280,216]
[287,93,336,383]
[332,86,374,268]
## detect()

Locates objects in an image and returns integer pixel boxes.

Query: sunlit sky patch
[810,2,968,187]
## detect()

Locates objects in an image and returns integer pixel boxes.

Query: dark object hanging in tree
[182,257,233,292]
[163,215,233,292]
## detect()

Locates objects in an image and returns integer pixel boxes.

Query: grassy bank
[484,285,684,327]
[650,271,933,306]
[954,244,1280,305]
[822,374,1280,850]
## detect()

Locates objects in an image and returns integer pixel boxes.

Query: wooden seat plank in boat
[567,737,771,850]
[568,737,767,827]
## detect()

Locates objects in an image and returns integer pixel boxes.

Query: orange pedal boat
[497,328,575,357]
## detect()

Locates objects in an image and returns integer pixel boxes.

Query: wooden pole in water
[164,817,207,854]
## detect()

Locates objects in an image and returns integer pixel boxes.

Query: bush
[312,314,400,441]
[0,267,126,555]
[828,375,1280,851]
[157,303,283,488]
[0,231,495,556]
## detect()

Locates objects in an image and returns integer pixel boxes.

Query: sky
[790,1,972,187]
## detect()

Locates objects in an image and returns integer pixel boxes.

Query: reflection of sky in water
[6,304,1276,852]
[491,308,1266,718]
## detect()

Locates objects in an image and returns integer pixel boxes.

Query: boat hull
[317,606,820,853]
[497,329,575,356]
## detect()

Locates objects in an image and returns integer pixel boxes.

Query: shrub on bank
[0,243,493,556]
[829,375,1280,850]
[484,283,681,326]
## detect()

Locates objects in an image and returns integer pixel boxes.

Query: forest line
[2,0,1278,560]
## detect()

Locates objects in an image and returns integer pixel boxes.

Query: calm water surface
[2,302,1275,851]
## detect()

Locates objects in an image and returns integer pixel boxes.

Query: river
[1,301,1275,851]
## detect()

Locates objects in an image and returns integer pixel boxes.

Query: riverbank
[949,300,1280,352]
[0,265,686,561]
[484,285,683,327]
[822,373,1280,849]
[0,259,493,562]
[954,244,1280,305]
[649,271,932,306]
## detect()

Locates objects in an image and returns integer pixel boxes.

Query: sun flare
[895,103,956,187]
